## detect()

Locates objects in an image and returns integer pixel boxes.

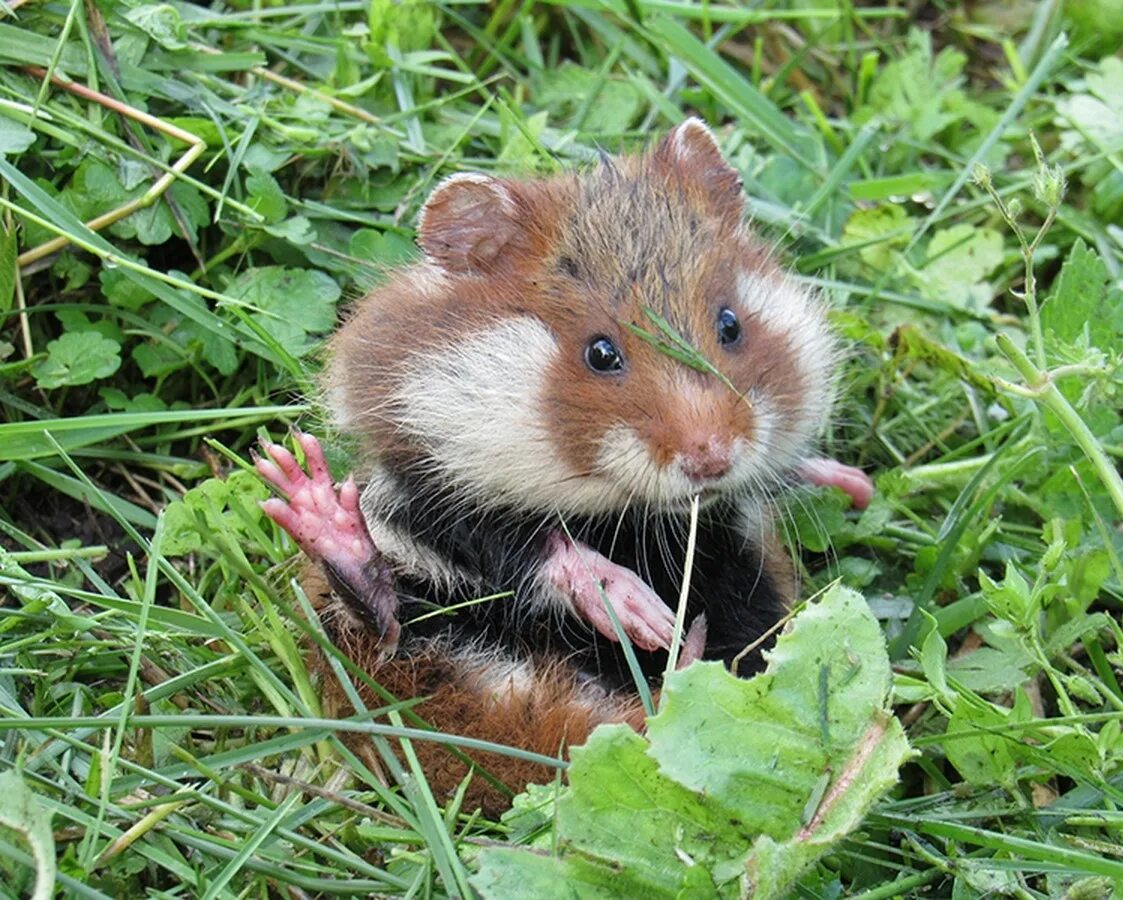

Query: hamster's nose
[679,437,733,483]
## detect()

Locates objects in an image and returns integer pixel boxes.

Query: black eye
[585,336,624,373]
[558,256,580,278]
[717,307,742,346]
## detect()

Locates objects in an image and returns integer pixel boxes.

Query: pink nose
[679,439,733,483]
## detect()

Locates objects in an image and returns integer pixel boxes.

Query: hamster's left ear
[657,118,744,224]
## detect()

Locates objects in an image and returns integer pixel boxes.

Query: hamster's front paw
[542,534,675,652]
[256,430,400,646]
[798,457,874,510]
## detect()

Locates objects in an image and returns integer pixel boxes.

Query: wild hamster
[256,118,873,811]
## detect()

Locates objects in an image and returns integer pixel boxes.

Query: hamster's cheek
[393,315,578,507]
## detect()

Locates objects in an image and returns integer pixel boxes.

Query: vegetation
[1,0,1122,895]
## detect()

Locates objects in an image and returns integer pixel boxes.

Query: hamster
[255,118,873,812]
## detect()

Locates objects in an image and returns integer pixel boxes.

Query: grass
[1,0,1123,895]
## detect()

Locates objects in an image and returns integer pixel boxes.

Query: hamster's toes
[256,433,371,566]
[256,432,400,644]
[798,457,874,510]
[543,534,675,651]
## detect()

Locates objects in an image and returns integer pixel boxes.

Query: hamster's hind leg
[256,431,400,649]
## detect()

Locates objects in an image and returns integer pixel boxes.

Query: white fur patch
[455,648,537,698]
[671,117,718,161]
[736,270,836,453]
[394,316,621,515]
[734,494,773,543]
[447,643,611,711]
[591,398,782,510]
[325,384,355,431]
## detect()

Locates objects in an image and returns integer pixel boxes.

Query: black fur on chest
[376,474,790,690]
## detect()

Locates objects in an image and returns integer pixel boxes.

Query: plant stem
[996,333,1123,520]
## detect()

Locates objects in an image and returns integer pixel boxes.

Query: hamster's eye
[717,307,742,346]
[585,337,624,373]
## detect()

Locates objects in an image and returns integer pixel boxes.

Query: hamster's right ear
[417,173,526,274]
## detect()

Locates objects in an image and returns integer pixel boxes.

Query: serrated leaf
[125,4,187,49]
[944,694,1027,789]
[857,30,967,141]
[1057,56,1123,152]
[163,469,269,556]
[246,172,286,223]
[265,215,315,244]
[841,203,914,271]
[648,589,902,837]
[475,586,911,900]
[63,159,131,222]
[917,224,1003,309]
[350,228,416,267]
[1040,239,1121,351]
[31,332,121,389]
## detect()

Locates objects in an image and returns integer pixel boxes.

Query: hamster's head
[391,118,837,517]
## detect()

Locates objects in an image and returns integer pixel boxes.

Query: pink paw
[256,430,371,569]
[256,430,399,645]
[798,457,874,510]
[542,534,675,652]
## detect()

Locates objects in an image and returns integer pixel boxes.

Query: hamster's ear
[657,118,744,223]
[417,173,525,274]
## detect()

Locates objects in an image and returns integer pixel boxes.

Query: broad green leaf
[1056,56,1123,152]
[0,771,55,900]
[63,158,131,222]
[649,588,904,838]
[841,204,914,271]
[0,116,35,155]
[1040,239,1122,351]
[31,332,121,389]
[944,694,1027,789]
[265,215,315,245]
[246,172,287,223]
[100,266,154,311]
[475,586,911,900]
[350,229,416,267]
[124,4,188,49]
[917,224,1003,309]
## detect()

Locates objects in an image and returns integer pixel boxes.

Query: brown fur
[327,127,813,494]
[301,565,646,816]
[311,121,823,812]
